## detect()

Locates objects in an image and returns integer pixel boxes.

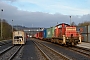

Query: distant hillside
[13,25,44,31]
[13,25,28,30]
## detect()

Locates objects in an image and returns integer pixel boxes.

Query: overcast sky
[0,0,90,28]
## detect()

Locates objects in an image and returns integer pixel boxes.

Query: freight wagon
[13,31,27,45]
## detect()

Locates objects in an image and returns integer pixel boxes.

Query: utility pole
[12,20,13,40]
[70,16,71,26]
[12,20,13,33]
[57,22,58,24]
[1,9,3,39]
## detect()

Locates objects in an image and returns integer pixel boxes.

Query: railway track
[69,46,90,57]
[33,40,71,60]
[45,40,90,58]
[0,45,22,60]
[46,40,90,57]
[39,39,90,57]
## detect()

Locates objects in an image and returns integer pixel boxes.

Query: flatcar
[13,31,27,45]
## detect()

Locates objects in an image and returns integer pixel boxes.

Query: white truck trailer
[13,31,26,45]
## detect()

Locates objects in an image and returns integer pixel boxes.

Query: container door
[88,26,90,33]
[88,34,90,42]
[81,34,88,42]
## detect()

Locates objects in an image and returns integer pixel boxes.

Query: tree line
[71,21,90,26]
[0,19,16,40]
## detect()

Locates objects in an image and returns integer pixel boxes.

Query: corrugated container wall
[37,32,39,38]
[51,27,55,37]
[81,34,87,42]
[43,29,47,38]
[46,28,52,38]
[39,31,43,38]
[81,33,90,42]
[36,33,38,38]
[46,27,55,38]
[88,25,90,33]
[76,26,88,33]
[88,34,90,42]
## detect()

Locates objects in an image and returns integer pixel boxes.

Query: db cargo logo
[48,31,50,35]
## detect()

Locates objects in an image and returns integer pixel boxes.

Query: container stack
[76,25,90,42]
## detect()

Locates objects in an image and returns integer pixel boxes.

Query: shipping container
[38,31,43,39]
[13,31,26,45]
[81,33,88,42]
[46,27,55,38]
[81,33,90,42]
[43,29,47,38]
[51,27,55,37]
[46,28,52,38]
[36,31,43,39]
[35,33,38,38]
[88,34,90,42]
[76,26,88,33]
[88,25,90,33]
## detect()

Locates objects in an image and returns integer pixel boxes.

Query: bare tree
[78,21,90,26]
[71,22,76,26]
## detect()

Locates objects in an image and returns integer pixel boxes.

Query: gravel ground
[0,42,12,51]
[0,40,12,45]
[0,46,20,60]
[42,42,90,60]
[21,40,39,60]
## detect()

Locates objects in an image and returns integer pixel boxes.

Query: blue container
[43,29,47,38]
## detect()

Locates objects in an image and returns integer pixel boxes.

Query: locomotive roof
[55,23,70,27]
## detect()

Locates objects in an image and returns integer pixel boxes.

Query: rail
[33,40,71,60]
[69,46,90,57]
[0,45,22,60]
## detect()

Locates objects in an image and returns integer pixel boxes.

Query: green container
[46,26,55,38]
[51,26,55,37]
